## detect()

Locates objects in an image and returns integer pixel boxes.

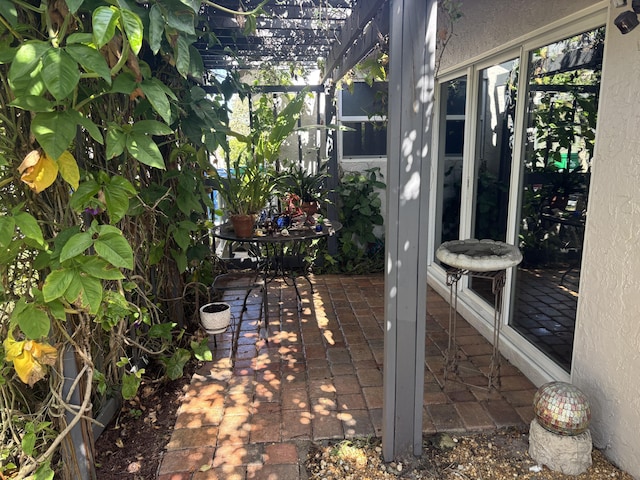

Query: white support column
[383,0,436,460]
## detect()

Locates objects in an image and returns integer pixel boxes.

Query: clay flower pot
[230,214,255,238]
[199,302,231,334]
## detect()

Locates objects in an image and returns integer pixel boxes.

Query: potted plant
[209,156,276,237]
[278,163,330,221]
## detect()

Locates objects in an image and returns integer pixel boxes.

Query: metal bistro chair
[211,239,269,351]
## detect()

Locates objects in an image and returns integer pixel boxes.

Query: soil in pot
[202,303,229,314]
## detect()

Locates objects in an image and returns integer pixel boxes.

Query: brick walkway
[157,274,536,479]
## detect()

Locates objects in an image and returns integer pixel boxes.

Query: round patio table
[213,219,342,304]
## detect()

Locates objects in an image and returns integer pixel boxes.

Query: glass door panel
[470,59,518,303]
[435,76,466,263]
[510,27,604,371]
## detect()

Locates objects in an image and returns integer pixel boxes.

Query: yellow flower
[18,150,59,193]
[3,334,24,360]
[25,340,57,366]
[4,335,58,386]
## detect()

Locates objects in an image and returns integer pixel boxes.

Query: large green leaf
[139,79,172,124]
[70,179,101,210]
[106,124,126,159]
[164,348,191,380]
[109,175,137,195]
[121,372,142,399]
[65,44,111,83]
[178,0,199,13]
[41,48,80,101]
[43,268,74,303]
[175,35,190,78]
[0,216,15,248]
[66,33,94,45]
[31,111,77,160]
[14,212,45,248]
[163,3,195,35]
[120,9,144,55]
[8,66,45,97]
[8,42,47,97]
[9,95,55,112]
[188,45,204,79]
[12,301,50,340]
[111,72,137,94]
[148,5,164,54]
[8,41,48,84]
[65,272,103,314]
[60,232,93,263]
[94,232,133,269]
[191,337,212,361]
[0,0,18,26]
[93,6,120,49]
[131,120,173,136]
[77,256,124,280]
[126,132,166,169]
[94,223,125,237]
[0,242,20,266]
[102,182,130,223]
[171,224,190,251]
[148,322,175,340]
[72,111,104,145]
[170,248,187,273]
[65,0,84,13]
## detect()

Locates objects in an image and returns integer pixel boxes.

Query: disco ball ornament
[533,381,591,435]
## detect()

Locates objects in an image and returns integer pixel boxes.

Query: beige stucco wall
[439,0,601,72]
[572,5,640,478]
[436,0,640,477]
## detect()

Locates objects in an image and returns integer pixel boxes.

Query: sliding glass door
[434,25,605,372]
[511,28,604,371]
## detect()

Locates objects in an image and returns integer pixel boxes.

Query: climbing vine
[0,1,265,478]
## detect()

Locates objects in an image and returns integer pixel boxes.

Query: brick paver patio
[157,274,536,479]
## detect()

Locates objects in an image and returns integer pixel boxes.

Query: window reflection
[511,27,604,371]
[436,77,466,250]
[469,59,518,303]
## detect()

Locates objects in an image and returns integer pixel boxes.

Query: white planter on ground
[199,302,231,334]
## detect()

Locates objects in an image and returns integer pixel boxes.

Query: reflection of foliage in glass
[527,27,604,173]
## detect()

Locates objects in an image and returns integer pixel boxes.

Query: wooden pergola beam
[322,0,388,82]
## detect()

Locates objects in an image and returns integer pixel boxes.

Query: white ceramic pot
[199,302,231,334]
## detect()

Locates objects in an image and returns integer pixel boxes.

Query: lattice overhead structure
[195,0,389,82]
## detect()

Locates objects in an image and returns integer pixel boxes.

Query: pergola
[196,0,389,82]
[198,0,435,461]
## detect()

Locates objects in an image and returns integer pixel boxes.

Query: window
[339,82,387,158]
[433,23,605,374]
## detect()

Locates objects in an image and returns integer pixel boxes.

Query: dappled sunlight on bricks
[158,275,536,479]
[312,396,338,414]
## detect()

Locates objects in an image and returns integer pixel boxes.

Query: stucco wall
[439,0,601,71]
[435,1,640,477]
[571,5,640,478]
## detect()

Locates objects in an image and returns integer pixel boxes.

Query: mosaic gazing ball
[533,382,591,436]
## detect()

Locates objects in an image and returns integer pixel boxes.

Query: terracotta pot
[230,214,255,238]
[300,201,319,216]
[199,302,231,334]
